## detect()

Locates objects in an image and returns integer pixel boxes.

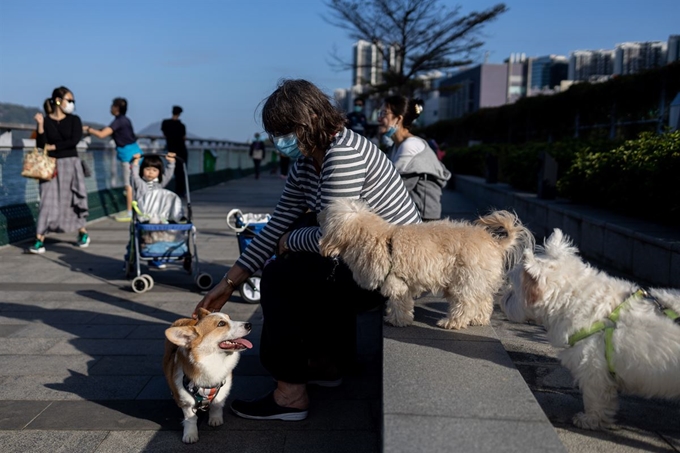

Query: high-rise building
[438,64,509,120]
[568,50,615,81]
[527,55,568,94]
[352,40,384,87]
[506,53,528,103]
[614,41,667,75]
[667,35,680,64]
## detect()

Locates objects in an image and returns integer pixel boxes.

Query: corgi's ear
[196,308,211,320]
[165,326,198,347]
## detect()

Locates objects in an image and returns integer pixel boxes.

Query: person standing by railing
[249,132,266,179]
[161,105,188,197]
[30,86,90,254]
[84,97,141,222]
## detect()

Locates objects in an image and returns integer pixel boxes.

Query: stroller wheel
[195,273,213,291]
[240,277,261,304]
[131,275,150,294]
[140,274,154,291]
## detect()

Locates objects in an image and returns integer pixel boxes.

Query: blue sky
[0,0,677,141]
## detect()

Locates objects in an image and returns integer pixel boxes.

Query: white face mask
[61,100,75,114]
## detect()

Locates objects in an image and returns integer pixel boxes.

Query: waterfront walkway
[0,173,678,452]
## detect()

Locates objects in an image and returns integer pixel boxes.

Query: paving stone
[26,400,179,430]
[0,375,151,400]
[8,323,136,339]
[0,354,99,377]
[555,426,676,453]
[0,430,108,453]
[0,401,52,429]
[284,430,379,453]
[0,338,61,355]
[0,310,99,325]
[384,414,566,453]
[88,355,164,376]
[45,338,164,355]
[0,324,28,337]
[95,430,286,453]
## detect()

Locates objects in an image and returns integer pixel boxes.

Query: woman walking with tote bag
[30,86,89,254]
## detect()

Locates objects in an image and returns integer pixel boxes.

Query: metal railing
[0,122,253,209]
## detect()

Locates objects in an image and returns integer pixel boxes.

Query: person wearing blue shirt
[85,97,142,221]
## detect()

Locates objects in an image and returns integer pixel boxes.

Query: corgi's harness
[183,375,223,412]
[567,289,680,376]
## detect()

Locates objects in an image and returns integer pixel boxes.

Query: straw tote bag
[21,147,57,181]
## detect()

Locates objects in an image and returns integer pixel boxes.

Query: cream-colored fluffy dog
[500,229,680,430]
[318,198,533,329]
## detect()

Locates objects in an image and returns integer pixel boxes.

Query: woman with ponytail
[30,86,89,254]
[379,95,451,221]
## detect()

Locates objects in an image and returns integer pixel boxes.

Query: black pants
[253,159,261,179]
[259,252,384,384]
[173,151,188,197]
[279,156,290,176]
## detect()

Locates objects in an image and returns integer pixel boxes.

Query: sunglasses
[63,99,76,104]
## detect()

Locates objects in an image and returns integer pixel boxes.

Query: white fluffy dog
[318,198,533,329]
[500,228,680,430]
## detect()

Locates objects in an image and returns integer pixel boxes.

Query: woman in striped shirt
[194,79,420,421]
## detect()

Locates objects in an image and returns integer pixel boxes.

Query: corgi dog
[163,308,252,443]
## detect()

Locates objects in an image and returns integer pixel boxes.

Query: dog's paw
[437,317,468,330]
[572,412,611,430]
[208,414,224,427]
[182,428,199,444]
[384,310,413,327]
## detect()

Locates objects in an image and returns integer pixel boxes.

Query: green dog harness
[567,289,680,375]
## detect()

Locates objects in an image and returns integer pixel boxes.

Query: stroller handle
[138,152,186,164]
[226,209,247,233]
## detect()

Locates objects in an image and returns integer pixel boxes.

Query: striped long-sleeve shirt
[235,128,421,273]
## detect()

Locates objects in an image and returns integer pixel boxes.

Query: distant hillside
[0,102,41,124]
[0,101,106,129]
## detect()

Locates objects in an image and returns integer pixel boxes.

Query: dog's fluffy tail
[475,210,534,270]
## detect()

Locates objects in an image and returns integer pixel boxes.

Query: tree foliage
[324,0,507,95]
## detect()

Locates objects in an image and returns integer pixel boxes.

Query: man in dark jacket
[161,106,188,196]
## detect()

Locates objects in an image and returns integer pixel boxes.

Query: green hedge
[443,131,680,225]
[558,131,680,225]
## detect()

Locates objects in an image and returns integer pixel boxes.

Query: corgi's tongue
[219,338,253,350]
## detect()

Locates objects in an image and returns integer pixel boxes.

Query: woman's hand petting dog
[193,277,237,316]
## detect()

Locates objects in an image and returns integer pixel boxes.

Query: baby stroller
[226,209,271,303]
[124,154,213,293]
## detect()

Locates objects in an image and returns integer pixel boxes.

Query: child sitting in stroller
[131,153,182,268]
[131,152,176,200]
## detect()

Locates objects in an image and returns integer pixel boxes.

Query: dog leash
[568,288,680,376]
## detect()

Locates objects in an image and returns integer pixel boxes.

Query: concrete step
[382,295,567,453]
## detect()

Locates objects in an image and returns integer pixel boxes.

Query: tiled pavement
[0,172,380,453]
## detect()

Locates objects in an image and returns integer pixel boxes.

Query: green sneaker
[114,213,132,222]
[77,232,90,248]
[29,240,45,254]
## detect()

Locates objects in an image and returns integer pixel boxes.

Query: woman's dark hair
[112,97,128,115]
[384,95,425,130]
[43,86,72,114]
[139,155,165,183]
[261,79,346,154]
